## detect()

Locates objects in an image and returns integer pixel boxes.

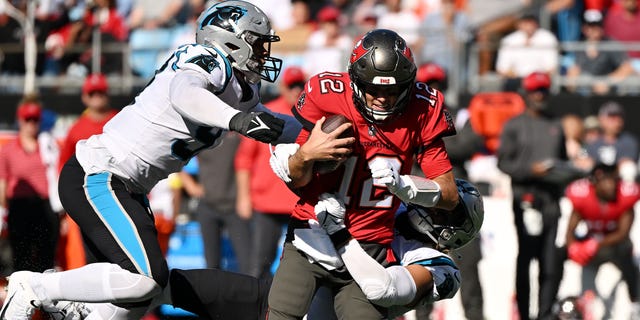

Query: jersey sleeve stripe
[292,107,315,132]
[411,256,458,269]
[206,46,233,93]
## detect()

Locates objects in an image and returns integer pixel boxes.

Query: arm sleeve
[338,239,417,307]
[169,69,241,130]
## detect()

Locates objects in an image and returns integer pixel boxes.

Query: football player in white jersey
[0,1,302,320]
[139,179,484,320]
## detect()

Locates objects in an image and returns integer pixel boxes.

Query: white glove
[314,193,346,235]
[370,158,401,189]
[269,143,300,183]
[369,159,441,207]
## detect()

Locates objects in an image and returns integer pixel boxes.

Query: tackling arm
[169,70,241,129]
[338,239,418,307]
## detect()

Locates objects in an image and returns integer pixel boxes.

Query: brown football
[314,114,354,174]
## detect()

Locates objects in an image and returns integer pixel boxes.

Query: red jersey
[291,72,455,244]
[58,110,118,172]
[566,178,640,234]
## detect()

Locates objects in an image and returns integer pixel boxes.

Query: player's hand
[299,117,354,163]
[568,238,599,266]
[370,158,401,190]
[314,193,346,235]
[229,111,285,143]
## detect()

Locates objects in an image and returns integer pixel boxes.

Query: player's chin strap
[391,175,441,208]
[269,143,299,183]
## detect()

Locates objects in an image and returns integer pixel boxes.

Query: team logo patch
[187,55,220,73]
[200,5,247,32]
[296,92,306,111]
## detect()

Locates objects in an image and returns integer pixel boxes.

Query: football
[314,114,354,174]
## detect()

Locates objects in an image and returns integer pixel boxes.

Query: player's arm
[314,195,420,307]
[252,103,302,144]
[599,209,634,247]
[170,70,284,143]
[565,209,582,246]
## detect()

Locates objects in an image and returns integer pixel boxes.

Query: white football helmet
[196,0,282,83]
[406,179,484,250]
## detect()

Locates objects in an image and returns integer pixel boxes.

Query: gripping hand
[314,193,346,236]
[229,111,285,143]
[370,158,401,190]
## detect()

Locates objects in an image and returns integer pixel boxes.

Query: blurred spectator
[603,0,640,74]
[583,115,601,145]
[416,0,472,72]
[44,0,129,76]
[148,177,177,256]
[561,114,595,171]
[466,0,526,75]
[496,14,559,91]
[0,96,60,272]
[271,0,315,54]
[171,0,205,47]
[302,6,352,76]
[416,62,448,92]
[565,10,633,95]
[56,73,118,270]
[235,66,304,280]
[127,0,184,78]
[179,134,252,273]
[584,101,639,182]
[544,0,584,43]
[563,163,640,319]
[497,72,569,320]
[376,0,421,49]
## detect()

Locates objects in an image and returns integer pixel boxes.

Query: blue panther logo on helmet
[199,5,247,33]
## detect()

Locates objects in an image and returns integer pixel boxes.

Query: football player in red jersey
[267,29,459,320]
[563,162,640,315]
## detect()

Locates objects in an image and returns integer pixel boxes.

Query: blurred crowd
[1,0,640,94]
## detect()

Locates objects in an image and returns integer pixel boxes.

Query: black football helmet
[196,0,282,83]
[348,29,417,123]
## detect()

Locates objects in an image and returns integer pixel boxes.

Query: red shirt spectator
[604,0,640,58]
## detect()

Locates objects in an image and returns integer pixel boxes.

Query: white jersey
[389,233,461,316]
[76,43,292,193]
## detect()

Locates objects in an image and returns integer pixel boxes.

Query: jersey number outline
[171,126,222,161]
[337,155,401,209]
[318,72,346,94]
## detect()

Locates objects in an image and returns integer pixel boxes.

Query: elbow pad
[360,265,417,307]
[395,175,441,208]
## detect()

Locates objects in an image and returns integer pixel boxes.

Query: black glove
[229,112,285,143]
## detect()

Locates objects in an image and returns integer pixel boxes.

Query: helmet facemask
[348,29,416,124]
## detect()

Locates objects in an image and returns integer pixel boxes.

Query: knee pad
[107,264,161,303]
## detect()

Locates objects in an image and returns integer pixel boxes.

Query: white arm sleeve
[169,69,241,130]
[253,103,302,144]
[339,239,417,307]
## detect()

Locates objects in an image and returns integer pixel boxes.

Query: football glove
[314,193,346,236]
[229,111,285,143]
[370,159,441,207]
[568,238,599,266]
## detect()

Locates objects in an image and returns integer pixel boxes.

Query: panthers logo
[187,55,220,73]
[200,6,247,32]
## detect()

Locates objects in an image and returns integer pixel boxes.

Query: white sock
[33,263,161,303]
